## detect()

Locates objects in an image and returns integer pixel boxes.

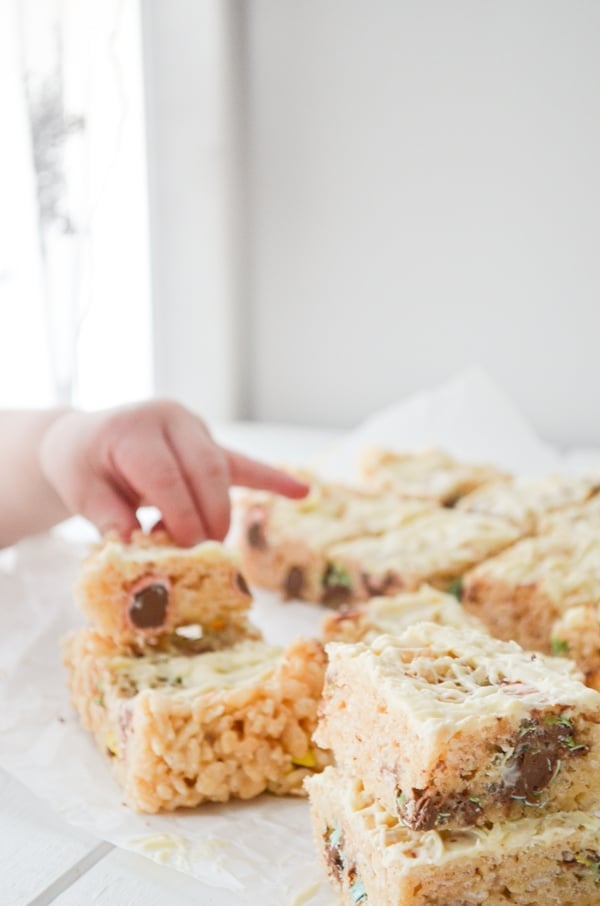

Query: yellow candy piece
[105,731,119,757]
[291,750,317,769]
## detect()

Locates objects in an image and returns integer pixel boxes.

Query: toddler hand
[40,400,308,545]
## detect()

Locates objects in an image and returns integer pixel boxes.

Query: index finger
[224,449,309,498]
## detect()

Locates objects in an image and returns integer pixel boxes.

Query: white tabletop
[1,422,341,906]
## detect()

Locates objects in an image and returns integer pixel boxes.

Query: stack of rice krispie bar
[308,622,600,905]
[63,532,329,813]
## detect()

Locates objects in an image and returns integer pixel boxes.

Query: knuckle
[150,462,185,495]
[92,410,141,457]
[154,398,186,421]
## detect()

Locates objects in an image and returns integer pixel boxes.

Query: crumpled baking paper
[1,368,599,905]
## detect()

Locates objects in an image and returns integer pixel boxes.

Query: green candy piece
[350,878,368,903]
[327,823,343,848]
[446,577,463,599]
[551,638,569,656]
[323,563,352,589]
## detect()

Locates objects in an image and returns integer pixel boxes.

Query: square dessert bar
[539,493,600,534]
[316,623,600,830]
[457,474,599,533]
[74,532,258,651]
[307,766,600,906]
[321,585,484,645]
[551,605,600,690]
[462,527,600,658]
[359,447,507,504]
[323,510,522,601]
[237,477,433,604]
[63,628,330,813]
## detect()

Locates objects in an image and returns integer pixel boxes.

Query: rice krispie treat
[322,510,522,602]
[316,624,600,830]
[74,531,257,650]
[457,474,599,534]
[462,527,600,656]
[321,585,484,645]
[63,629,330,813]
[238,478,433,604]
[307,766,600,906]
[539,492,600,535]
[551,605,600,688]
[359,447,507,505]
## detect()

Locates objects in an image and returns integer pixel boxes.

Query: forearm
[0,409,71,548]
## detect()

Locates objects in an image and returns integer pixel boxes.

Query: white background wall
[245,1,600,444]
[142,0,245,422]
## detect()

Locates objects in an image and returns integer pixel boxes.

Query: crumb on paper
[128,831,227,863]
[125,832,251,891]
[130,832,230,865]
[128,832,190,863]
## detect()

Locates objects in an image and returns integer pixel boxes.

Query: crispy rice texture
[316,624,600,830]
[307,767,600,906]
[63,628,331,813]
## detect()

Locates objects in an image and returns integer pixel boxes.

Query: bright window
[0,0,152,411]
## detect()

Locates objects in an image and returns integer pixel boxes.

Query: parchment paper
[1,370,598,904]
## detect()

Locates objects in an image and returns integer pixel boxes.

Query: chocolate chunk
[501,719,578,804]
[325,844,344,880]
[404,788,440,831]
[247,522,267,551]
[512,747,554,799]
[324,826,345,880]
[321,584,352,608]
[322,563,353,606]
[443,493,462,508]
[285,566,305,599]
[454,795,483,825]
[129,582,169,629]
[234,571,251,596]
[399,788,483,830]
[363,572,396,596]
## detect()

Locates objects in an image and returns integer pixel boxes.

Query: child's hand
[39,400,308,545]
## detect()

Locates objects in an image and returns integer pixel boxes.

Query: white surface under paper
[1,369,600,905]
